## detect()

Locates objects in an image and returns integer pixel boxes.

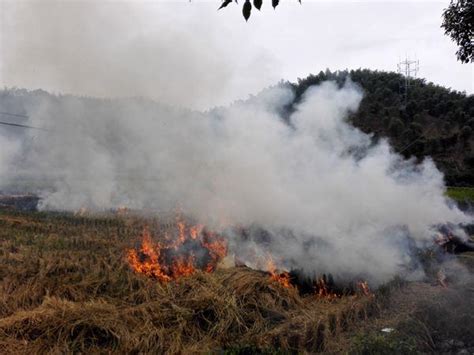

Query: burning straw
[125,215,374,302]
[126,217,227,282]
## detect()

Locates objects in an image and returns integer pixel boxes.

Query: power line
[0,111,47,130]
[0,121,46,130]
[398,123,437,154]
[0,111,29,119]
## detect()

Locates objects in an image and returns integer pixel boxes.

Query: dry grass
[4,210,470,354]
[0,210,383,353]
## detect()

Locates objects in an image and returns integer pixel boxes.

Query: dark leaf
[243,0,252,21]
[218,0,233,10]
[272,0,279,9]
[253,0,262,10]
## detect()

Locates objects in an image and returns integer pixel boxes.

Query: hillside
[290,69,474,186]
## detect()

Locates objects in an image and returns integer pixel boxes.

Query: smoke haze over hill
[0,0,472,284]
[0,80,470,283]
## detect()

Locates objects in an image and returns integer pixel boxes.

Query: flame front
[266,254,292,289]
[127,220,374,299]
[315,276,339,300]
[127,227,172,282]
[127,218,228,282]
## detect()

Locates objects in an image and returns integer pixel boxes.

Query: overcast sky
[0,0,472,109]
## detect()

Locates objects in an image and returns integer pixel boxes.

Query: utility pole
[397,56,419,106]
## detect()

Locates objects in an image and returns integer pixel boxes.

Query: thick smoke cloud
[0,1,471,284]
[0,81,470,284]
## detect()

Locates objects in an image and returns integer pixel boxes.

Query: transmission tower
[397,56,419,106]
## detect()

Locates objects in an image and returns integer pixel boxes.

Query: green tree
[441,0,473,63]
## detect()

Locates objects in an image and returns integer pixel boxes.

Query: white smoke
[0,131,20,183]
[0,80,470,283]
[0,0,278,110]
[0,0,471,285]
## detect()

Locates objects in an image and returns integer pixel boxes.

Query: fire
[171,255,196,278]
[189,224,203,240]
[271,271,292,289]
[127,218,374,298]
[356,280,373,297]
[127,218,228,282]
[202,231,228,272]
[266,255,292,289]
[127,227,171,282]
[314,276,339,300]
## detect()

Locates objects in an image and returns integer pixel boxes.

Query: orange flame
[189,224,204,240]
[171,255,196,278]
[202,230,228,272]
[266,255,292,289]
[127,218,374,298]
[126,227,171,282]
[127,217,228,282]
[314,277,339,300]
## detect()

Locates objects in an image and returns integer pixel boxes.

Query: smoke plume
[0,1,471,285]
[0,80,470,284]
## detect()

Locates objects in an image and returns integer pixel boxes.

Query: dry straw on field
[0,211,378,353]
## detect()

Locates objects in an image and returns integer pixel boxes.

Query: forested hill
[290,69,474,186]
